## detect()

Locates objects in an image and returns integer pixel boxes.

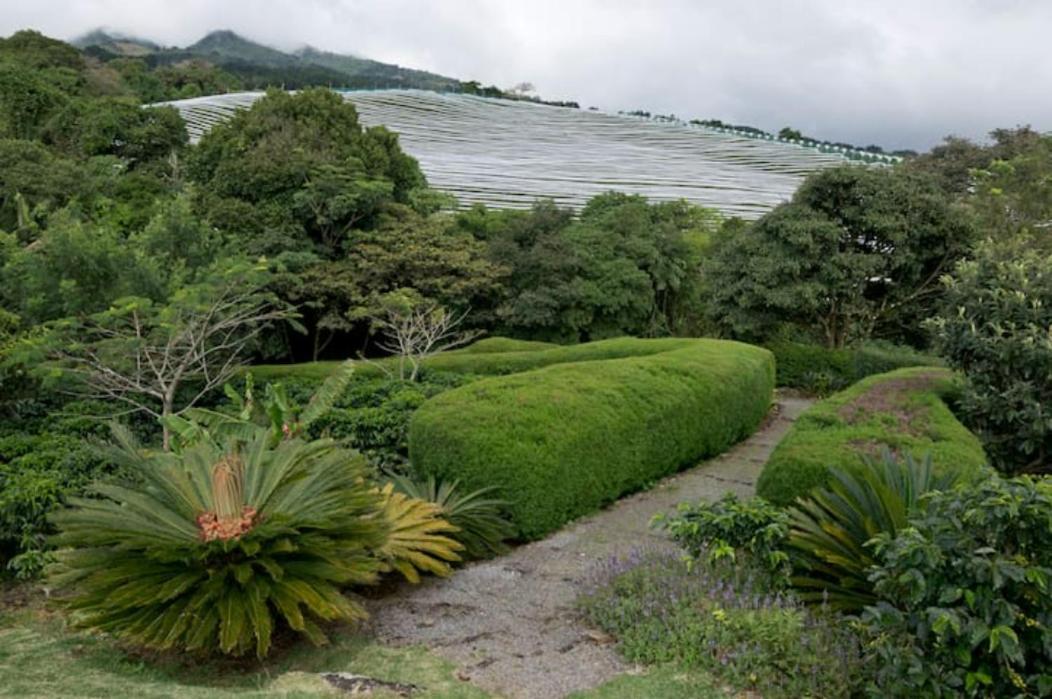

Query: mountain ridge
[73,27,461,90]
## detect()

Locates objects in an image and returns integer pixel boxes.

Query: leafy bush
[309,372,473,469]
[656,493,790,586]
[757,367,988,506]
[388,474,513,559]
[409,338,774,539]
[577,549,863,698]
[929,239,1052,474]
[51,430,389,658]
[768,341,941,394]
[861,476,1052,697]
[0,431,114,578]
[787,452,962,611]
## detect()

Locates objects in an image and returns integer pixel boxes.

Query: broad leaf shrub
[50,431,389,658]
[757,367,988,505]
[308,372,474,470]
[0,399,122,578]
[787,452,962,611]
[409,338,774,538]
[929,239,1052,474]
[577,548,863,698]
[656,493,791,587]
[768,341,940,394]
[860,476,1052,698]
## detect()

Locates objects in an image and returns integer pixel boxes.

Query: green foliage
[706,165,976,348]
[860,476,1052,698]
[929,239,1052,474]
[656,493,790,586]
[0,430,114,577]
[373,482,462,583]
[2,211,169,324]
[308,372,475,468]
[189,88,427,257]
[787,452,961,611]
[409,338,774,539]
[50,430,388,658]
[757,367,988,506]
[346,206,506,322]
[388,474,512,559]
[577,550,863,699]
[41,97,186,167]
[462,194,719,342]
[768,340,941,394]
[0,139,87,234]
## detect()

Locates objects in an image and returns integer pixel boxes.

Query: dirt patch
[836,372,943,434]
[323,672,420,696]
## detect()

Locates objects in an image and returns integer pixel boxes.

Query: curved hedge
[767,342,941,394]
[408,338,775,539]
[757,367,988,506]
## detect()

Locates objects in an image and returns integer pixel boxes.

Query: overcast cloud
[2,0,1049,150]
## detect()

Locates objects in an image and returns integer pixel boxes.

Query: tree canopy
[705,165,976,347]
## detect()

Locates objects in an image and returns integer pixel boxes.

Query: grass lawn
[570,666,733,698]
[0,587,490,699]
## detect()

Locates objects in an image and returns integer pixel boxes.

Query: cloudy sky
[3,0,1049,150]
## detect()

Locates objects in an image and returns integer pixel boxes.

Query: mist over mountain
[73,27,461,91]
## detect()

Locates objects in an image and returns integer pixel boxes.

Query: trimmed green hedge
[757,367,988,506]
[252,336,694,383]
[767,341,940,394]
[408,338,775,539]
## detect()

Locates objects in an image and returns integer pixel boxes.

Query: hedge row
[251,336,694,383]
[767,342,941,394]
[756,367,988,506]
[407,338,775,539]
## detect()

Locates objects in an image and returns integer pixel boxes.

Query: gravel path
[365,396,813,699]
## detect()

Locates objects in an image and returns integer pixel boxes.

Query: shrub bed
[767,341,940,394]
[408,338,774,539]
[756,367,987,506]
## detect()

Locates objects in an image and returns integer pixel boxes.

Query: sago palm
[787,451,962,611]
[374,483,463,583]
[388,474,513,559]
[50,428,388,658]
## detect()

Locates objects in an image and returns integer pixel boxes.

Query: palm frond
[388,473,513,558]
[49,432,388,658]
[787,450,961,611]
[373,483,462,583]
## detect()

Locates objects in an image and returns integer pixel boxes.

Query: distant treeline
[621,110,916,161]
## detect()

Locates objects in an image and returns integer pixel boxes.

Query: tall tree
[46,262,293,449]
[706,165,976,348]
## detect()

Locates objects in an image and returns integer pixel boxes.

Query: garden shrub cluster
[305,371,475,470]
[929,239,1052,474]
[577,548,863,698]
[862,475,1052,697]
[409,337,774,539]
[644,469,1052,698]
[757,367,988,505]
[767,341,941,394]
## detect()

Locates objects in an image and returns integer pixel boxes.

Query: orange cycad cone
[197,453,258,542]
